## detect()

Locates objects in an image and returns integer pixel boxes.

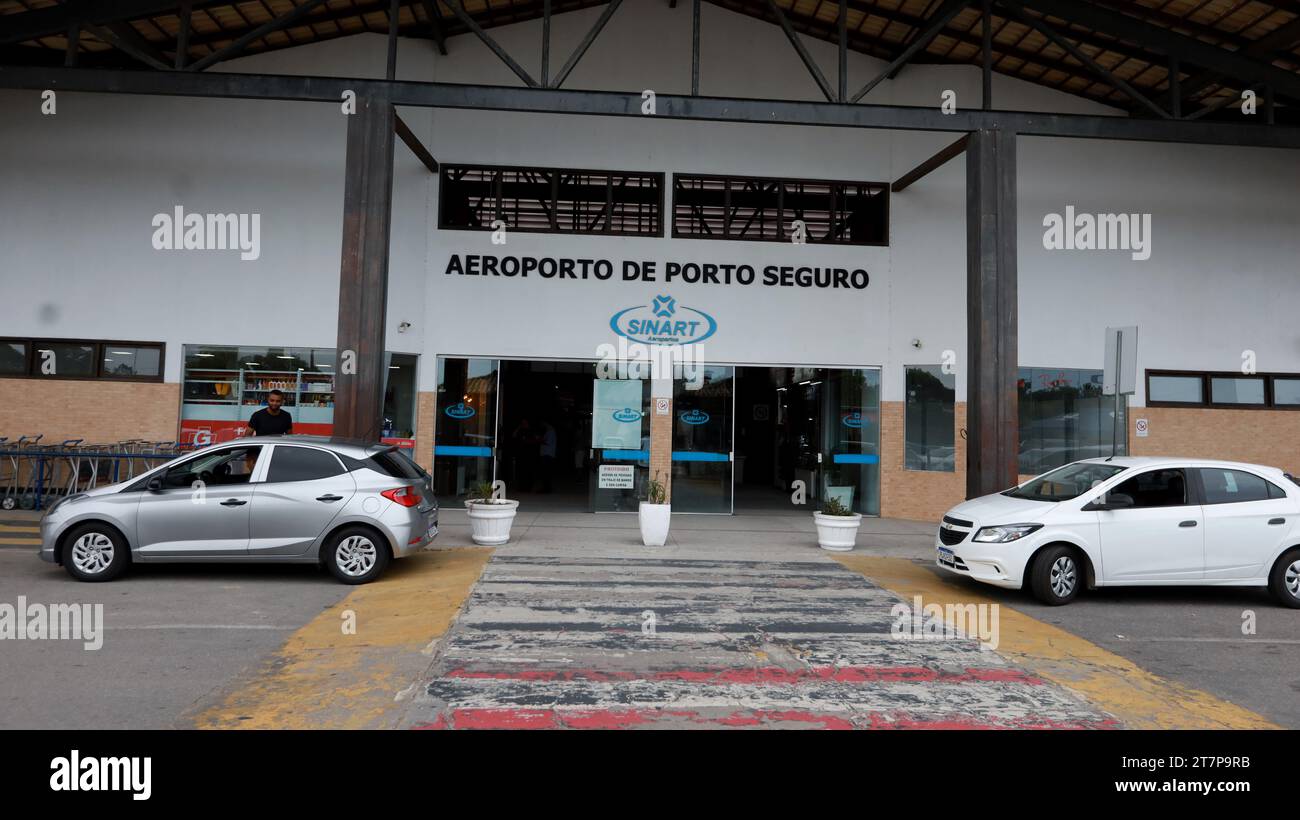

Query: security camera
[397,321,412,332]
[911,338,922,349]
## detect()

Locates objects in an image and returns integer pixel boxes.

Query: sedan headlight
[972,524,1043,543]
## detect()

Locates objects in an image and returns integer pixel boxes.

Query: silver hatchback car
[39,436,439,584]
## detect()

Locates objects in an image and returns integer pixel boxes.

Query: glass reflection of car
[39,436,438,584]
[936,458,1300,607]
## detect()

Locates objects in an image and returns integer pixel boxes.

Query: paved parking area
[2,509,1293,729]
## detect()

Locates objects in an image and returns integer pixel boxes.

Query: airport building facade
[3,4,1300,520]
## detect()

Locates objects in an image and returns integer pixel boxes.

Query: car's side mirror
[1083,492,1134,511]
[146,477,163,493]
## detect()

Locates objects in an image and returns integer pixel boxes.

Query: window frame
[671,171,890,246]
[1145,369,1300,410]
[437,163,664,238]
[0,337,165,383]
[1193,467,1284,506]
[262,444,348,484]
[902,364,956,473]
[1107,467,1199,509]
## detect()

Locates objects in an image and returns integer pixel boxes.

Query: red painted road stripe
[443,665,1044,685]
[410,708,1120,731]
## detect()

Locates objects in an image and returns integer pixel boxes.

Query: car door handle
[220,499,247,507]
[1269,517,1286,525]
[1178,520,1197,527]
[316,494,344,502]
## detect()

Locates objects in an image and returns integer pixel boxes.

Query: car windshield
[1004,462,1129,502]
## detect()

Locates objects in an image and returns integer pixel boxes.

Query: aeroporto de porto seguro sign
[444,255,869,290]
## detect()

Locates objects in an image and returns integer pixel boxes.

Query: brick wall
[414,390,437,471]
[879,400,968,522]
[0,379,180,443]
[1130,406,1300,473]
[649,397,673,502]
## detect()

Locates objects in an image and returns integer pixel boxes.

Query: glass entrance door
[823,368,881,516]
[671,366,734,513]
[734,366,879,515]
[590,371,649,512]
[433,357,498,503]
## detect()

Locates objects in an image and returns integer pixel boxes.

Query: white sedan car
[936,457,1300,607]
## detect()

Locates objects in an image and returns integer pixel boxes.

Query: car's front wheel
[1028,544,1081,605]
[1268,548,1300,609]
[63,523,129,582]
[323,526,391,585]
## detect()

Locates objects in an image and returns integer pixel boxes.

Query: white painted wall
[1,1,1298,410]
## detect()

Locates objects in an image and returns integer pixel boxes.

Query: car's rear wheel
[63,523,129,582]
[1029,544,1081,605]
[323,526,390,585]
[1268,548,1300,609]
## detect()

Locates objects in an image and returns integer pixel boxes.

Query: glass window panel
[1149,374,1204,404]
[1210,377,1265,405]
[382,353,418,439]
[101,345,160,378]
[1019,367,1125,474]
[0,341,28,375]
[1273,378,1300,406]
[32,342,95,377]
[905,365,955,472]
[1199,468,1272,504]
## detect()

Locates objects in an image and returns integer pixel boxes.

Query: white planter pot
[465,499,520,545]
[813,511,862,552]
[639,502,671,547]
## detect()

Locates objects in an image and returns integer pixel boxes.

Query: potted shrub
[639,472,671,547]
[465,481,519,546]
[813,496,862,552]
[823,468,855,510]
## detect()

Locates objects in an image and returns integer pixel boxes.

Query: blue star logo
[651,295,676,318]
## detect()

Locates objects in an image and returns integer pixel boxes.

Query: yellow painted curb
[195,547,492,730]
[835,555,1278,730]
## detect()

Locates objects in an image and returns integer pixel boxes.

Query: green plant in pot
[465,479,519,546]
[813,489,862,552]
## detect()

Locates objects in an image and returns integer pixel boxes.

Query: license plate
[937,547,954,561]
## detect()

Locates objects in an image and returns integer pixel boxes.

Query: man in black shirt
[246,389,293,436]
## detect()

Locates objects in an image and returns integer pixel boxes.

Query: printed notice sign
[598,464,635,489]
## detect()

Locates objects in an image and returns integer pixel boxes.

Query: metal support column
[335,96,396,442]
[965,128,1019,498]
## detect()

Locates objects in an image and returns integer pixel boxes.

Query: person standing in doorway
[246,389,294,437]
[536,418,557,493]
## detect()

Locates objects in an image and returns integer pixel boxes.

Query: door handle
[1178,520,1197,527]
[316,494,344,502]
[1268,517,1286,525]
[220,499,247,507]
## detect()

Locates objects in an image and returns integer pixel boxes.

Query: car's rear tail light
[381,486,421,508]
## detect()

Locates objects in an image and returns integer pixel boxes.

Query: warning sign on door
[598,464,635,489]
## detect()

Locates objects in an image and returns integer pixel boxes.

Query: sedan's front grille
[942,515,973,528]
[938,526,967,546]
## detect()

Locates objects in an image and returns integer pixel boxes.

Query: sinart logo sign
[612,407,642,423]
[610,294,717,346]
[842,411,864,428]
[679,409,710,425]
[445,402,476,420]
